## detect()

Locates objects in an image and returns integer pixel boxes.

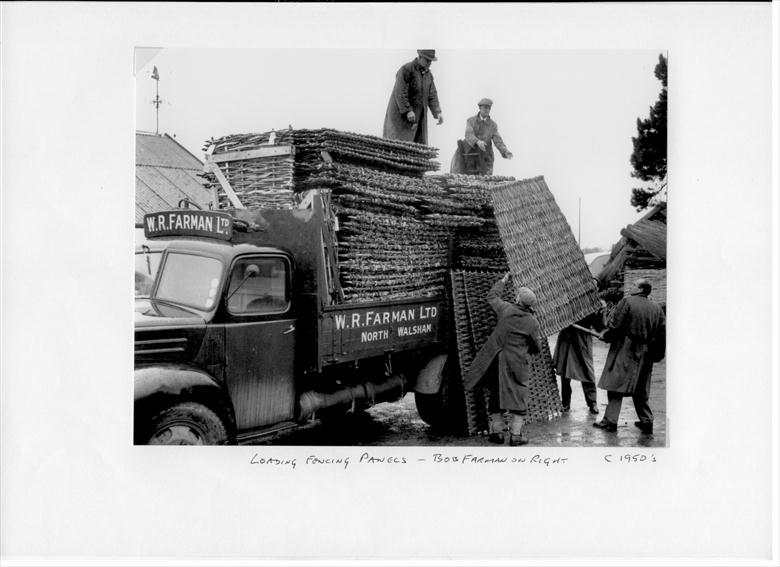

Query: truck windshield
[135,250,162,298]
[155,252,224,311]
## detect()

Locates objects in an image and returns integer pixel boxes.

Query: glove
[406,111,416,123]
[436,113,444,125]
[476,140,487,151]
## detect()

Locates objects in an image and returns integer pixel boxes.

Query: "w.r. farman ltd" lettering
[334,305,438,331]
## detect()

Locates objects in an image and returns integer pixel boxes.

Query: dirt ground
[254,337,666,448]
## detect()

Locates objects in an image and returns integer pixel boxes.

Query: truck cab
[135,230,299,444]
[134,200,453,445]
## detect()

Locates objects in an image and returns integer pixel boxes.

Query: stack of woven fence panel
[427,174,512,273]
[446,176,604,433]
[490,176,602,336]
[201,128,441,210]
[201,129,512,303]
[301,168,511,302]
[300,163,452,302]
[449,271,564,434]
[200,131,297,209]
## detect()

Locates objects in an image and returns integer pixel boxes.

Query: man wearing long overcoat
[593,279,666,434]
[464,273,541,446]
[553,310,604,415]
[383,50,443,145]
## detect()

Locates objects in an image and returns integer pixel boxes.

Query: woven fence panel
[623,268,667,306]
[491,176,601,336]
[450,270,563,434]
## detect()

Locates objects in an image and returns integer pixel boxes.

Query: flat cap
[478,98,494,107]
[515,287,537,308]
[417,50,437,61]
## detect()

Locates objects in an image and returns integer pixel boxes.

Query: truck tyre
[414,391,448,427]
[414,360,466,433]
[145,402,228,445]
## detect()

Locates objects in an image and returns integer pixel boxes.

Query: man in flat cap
[463,272,541,446]
[457,98,513,175]
[593,278,666,435]
[383,50,443,145]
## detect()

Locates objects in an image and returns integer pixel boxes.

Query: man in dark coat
[553,310,605,415]
[383,50,443,145]
[453,98,513,175]
[464,273,541,446]
[593,278,666,434]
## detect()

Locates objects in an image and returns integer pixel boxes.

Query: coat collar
[412,59,429,74]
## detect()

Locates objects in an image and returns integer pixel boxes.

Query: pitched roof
[597,202,667,286]
[135,132,212,223]
[619,201,667,260]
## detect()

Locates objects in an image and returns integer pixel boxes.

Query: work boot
[634,421,653,435]
[593,419,617,432]
[508,414,528,446]
[488,413,505,444]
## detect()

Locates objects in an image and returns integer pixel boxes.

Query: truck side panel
[320,298,446,366]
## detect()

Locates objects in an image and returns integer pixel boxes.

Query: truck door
[223,255,296,430]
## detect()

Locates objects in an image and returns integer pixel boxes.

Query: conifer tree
[630,54,667,211]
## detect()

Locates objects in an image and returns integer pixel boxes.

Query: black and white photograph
[2,3,777,566]
[133,48,668,449]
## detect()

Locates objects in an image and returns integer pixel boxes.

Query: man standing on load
[383,50,444,145]
[463,273,541,446]
[593,278,666,435]
[460,98,513,175]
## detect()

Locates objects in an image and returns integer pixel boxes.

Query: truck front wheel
[145,402,228,445]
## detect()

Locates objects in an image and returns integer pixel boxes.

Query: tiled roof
[135,132,212,223]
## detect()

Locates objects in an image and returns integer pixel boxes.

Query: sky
[135,48,664,250]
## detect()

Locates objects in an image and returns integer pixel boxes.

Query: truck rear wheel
[414,361,466,433]
[146,402,228,445]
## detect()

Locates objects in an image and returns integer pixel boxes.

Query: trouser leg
[488,412,506,445]
[560,377,572,408]
[633,394,653,425]
[582,381,598,408]
[508,411,524,435]
[489,412,506,434]
[508,411,528,446]
[604,391,623,424]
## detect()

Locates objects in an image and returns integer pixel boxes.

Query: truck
[134,196,461,445]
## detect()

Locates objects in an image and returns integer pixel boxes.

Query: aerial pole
[152,66,161,134]
[578,196,581,246]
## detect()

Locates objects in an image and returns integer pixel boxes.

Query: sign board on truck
[320,298,446,365]
[143,210,233,241]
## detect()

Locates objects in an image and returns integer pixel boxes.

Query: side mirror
[244,264,260,278]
